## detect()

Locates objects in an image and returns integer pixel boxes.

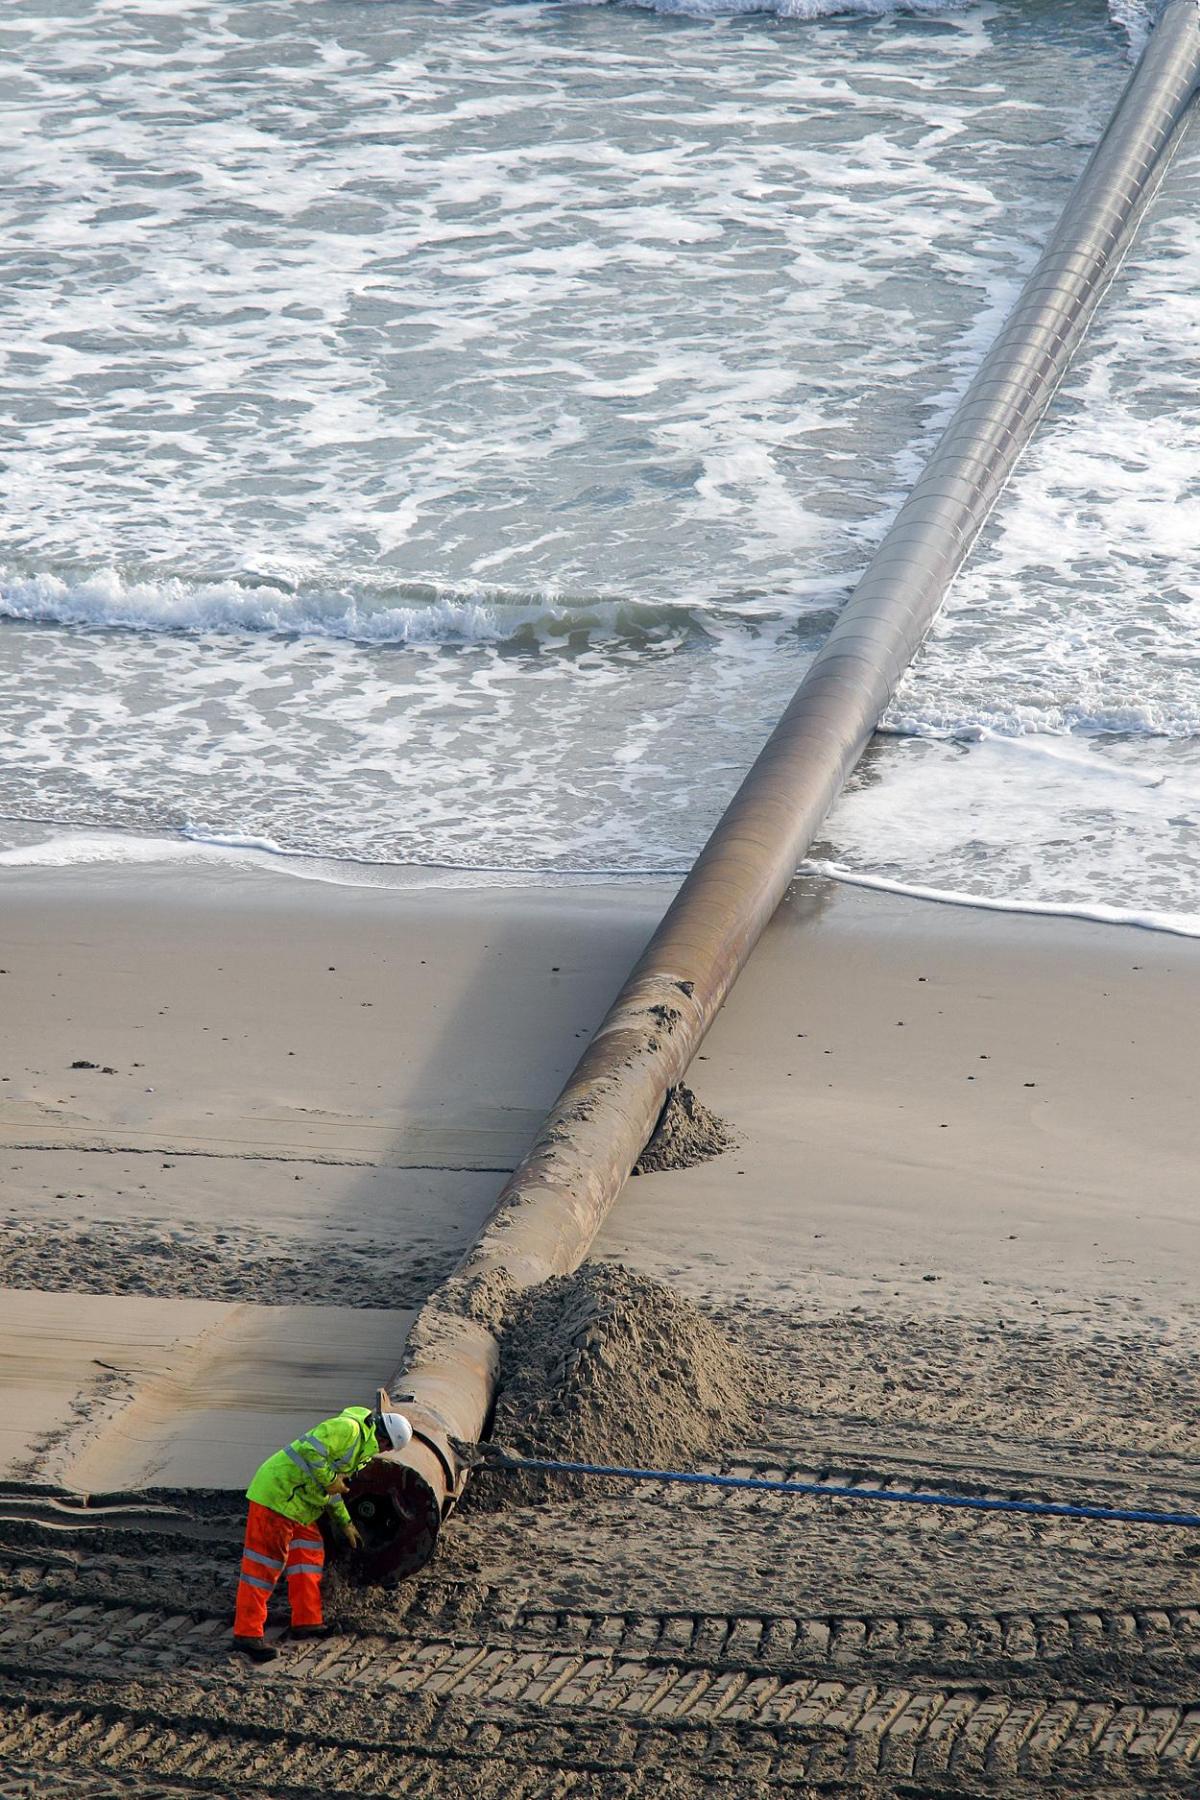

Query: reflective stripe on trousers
[233,1501,326,1639]
[285,1526,326,1627]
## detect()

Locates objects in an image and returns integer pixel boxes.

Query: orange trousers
[233,1500,325,1638]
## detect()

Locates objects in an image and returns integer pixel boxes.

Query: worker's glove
[325,1476,349,1498]
[341,1520,364,1553]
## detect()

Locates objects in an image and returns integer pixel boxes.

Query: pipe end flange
[345,1455,442,1582]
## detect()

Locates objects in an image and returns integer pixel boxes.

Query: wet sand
[2,860,1196,1326]
[2,859,1198,1795]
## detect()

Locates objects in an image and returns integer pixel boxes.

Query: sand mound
[632,1085,733,1174]
[474,1263,756,1506]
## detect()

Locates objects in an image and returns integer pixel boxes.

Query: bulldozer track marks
[0,1767,252,1800]
[3,1569,1200,1684]
[3,1679,1200,1794]
[3,1571,1200,1792]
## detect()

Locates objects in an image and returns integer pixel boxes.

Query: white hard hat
[379,1411,413,1451]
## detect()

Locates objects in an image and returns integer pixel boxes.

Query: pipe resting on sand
[349,1,1200,1580]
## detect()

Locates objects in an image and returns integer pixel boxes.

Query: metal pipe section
[350,1,1200,1580]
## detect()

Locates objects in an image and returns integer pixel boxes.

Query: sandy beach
[2,860,1196,1320]
[5,0,1200,1787]
[2,859,1198,1794]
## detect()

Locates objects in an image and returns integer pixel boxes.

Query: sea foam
[0,0,1187,912]
[806,860,1200,939]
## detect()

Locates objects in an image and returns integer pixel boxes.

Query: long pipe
[349,0,1200,1579]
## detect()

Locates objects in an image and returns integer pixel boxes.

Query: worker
[232,1396,413,1661]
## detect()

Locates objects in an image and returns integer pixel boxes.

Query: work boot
[231,1635,279,1663]
[289,1622,337,1640]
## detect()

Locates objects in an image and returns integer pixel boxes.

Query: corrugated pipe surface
[350,0,1200,1580]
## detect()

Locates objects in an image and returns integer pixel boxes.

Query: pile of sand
[632,1085,733,1174]
[474,1263,757,1505]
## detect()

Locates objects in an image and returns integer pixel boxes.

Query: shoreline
[6,819,1200,941]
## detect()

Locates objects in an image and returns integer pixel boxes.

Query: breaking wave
[573,0,1156,42]
[595,0,971,16]
[0,567,771,648]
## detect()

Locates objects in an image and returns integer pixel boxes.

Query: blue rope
[493,1455,1200,1529]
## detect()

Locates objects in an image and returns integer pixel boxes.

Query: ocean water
[2,0,1197,925]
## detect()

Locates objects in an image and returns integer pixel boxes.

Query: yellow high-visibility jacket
[246,1407,380,1529]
